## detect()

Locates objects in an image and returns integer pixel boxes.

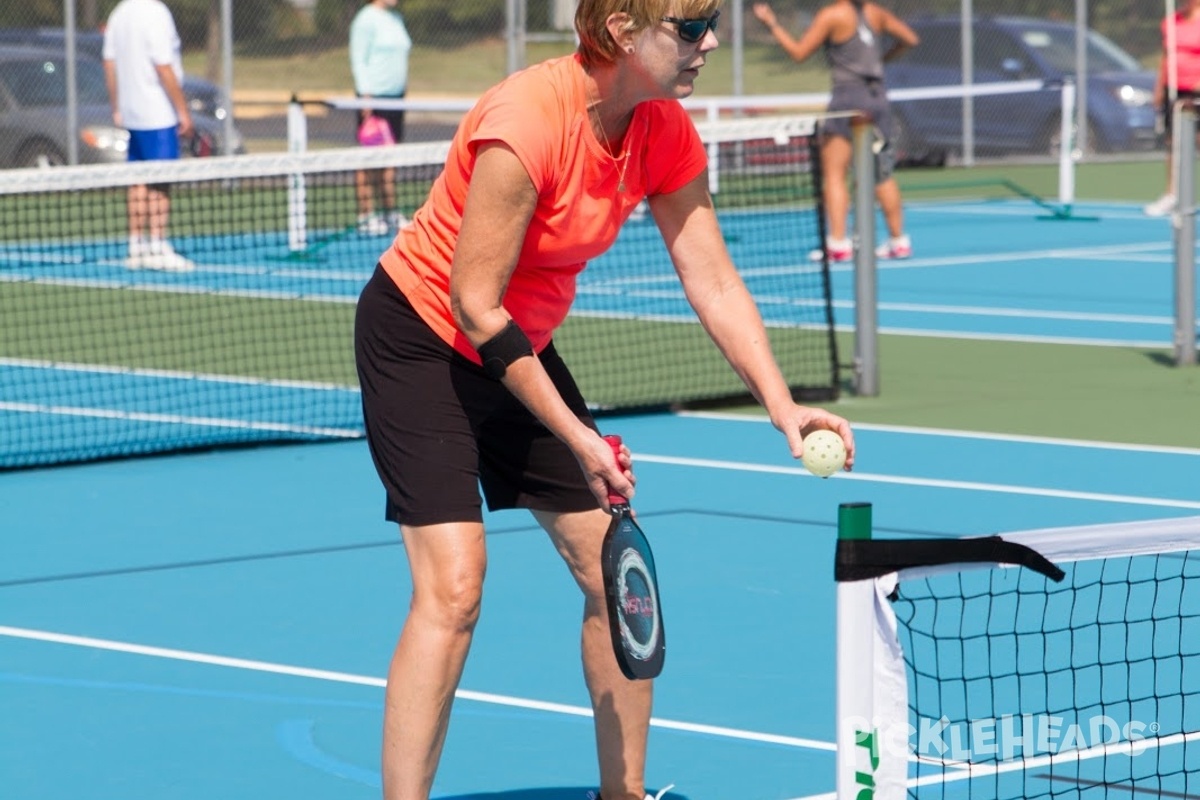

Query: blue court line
[276,719,382,789]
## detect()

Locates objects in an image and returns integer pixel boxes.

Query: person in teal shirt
[350,0,412,235]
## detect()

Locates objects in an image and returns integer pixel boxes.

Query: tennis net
[0,114,838,469]
[835,502,1200,800]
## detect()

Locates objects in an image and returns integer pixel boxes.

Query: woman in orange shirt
[354,2,856,798]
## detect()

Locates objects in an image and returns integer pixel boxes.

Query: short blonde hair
[576,0,722,68]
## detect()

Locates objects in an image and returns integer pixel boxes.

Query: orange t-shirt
[378,53,708,362]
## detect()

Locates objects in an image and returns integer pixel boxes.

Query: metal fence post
[1174,102,1198,367]
[852,117,879,396]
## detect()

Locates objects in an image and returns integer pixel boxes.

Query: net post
[1173,101,1197,367]
[1034,81,1098,221]
[835,502,878,800]
[706,102,720,196]
[851,117,879,397]
[1057,80,1076,210]
[287,95,308,253]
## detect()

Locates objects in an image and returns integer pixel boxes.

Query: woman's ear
[605,11,635,53]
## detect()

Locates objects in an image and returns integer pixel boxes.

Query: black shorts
[356,93,406,143]
[354,265,601,526]
[1162,90,1200,134]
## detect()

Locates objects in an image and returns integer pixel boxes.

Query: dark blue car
[884,16,1159,162]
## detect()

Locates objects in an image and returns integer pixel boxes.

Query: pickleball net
[0,113,838,469]
[834,503,1200,800]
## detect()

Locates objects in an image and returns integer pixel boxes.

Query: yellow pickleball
[802,429,847,478]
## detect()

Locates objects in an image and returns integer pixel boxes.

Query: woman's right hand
[752,2,777,28]
[576,433,636,513]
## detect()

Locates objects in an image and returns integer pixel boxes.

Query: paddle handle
[603,434,629,507]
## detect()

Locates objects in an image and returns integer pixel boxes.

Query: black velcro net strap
[477,319,534,380]
[834,537,1065,584]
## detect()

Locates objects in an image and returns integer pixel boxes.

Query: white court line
[782,730,1200,800]
[0,272,355,304]
[0,356,357,392]
[686,411,1200,456]
[5,622,1193,800]
[0,625,833,753]
[833,300,1172,326]
[861,325,1170,349]
[684,412,1200,456]
[0,401,362,438]
[632,453,1200,510]
[828,241,1170,273]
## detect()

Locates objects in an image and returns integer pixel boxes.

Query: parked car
[0,27,234,123]
[884,16,1159,163]
[0,44,243,168]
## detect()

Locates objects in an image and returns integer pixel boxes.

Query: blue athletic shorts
[354,265,601,526]
[128,126,180,162]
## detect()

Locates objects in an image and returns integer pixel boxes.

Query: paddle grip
[603,434,629,506]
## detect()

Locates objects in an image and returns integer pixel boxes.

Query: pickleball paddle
[600,434,665,681]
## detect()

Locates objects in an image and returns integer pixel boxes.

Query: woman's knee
[413,573,484,632]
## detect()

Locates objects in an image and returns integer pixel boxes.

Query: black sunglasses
[660,10,720,43]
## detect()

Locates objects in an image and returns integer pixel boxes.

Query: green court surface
[723,332,1200,449]
[896,155,1167,206]
[832,333,1200,449]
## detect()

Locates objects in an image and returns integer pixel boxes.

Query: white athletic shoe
[875,234,913,260]
[138,240,195,273]
[1144,193,1176,217]
[125,236,147,270]
[586,784,675,800]
[808,236,854,263]
[357,213,390,236]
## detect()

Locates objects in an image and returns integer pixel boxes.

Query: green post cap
[837,502,872,541]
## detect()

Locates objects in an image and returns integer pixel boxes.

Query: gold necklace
[589,95,631,192]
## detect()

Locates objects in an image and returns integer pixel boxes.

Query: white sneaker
[809,237,854,263]
[875,234,912,260]
[1144,193,1176,217]
[138,240,195,273]
[357,214,390,236]
[586,784,674,800]
[125,236,147,270]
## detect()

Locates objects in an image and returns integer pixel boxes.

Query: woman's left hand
[774,405,856,471]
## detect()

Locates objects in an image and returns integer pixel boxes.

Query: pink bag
[357,115,395,147]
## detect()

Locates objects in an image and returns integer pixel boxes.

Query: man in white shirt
[103,0,195,272]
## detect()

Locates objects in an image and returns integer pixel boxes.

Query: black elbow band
[477,320,534,380]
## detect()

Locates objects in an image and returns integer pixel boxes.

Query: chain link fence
[0,0,1168,164]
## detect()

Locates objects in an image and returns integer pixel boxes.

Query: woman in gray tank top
[753,0,919,262]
